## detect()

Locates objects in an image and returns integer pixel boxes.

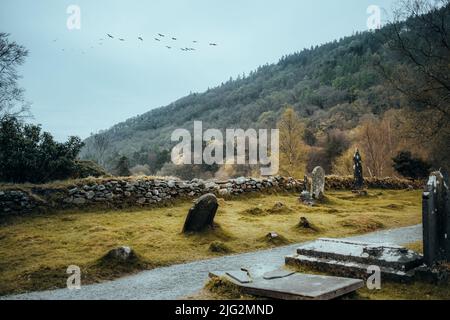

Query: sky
[0,0,398,141]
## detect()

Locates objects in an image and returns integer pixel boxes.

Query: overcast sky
[0,0,397,141]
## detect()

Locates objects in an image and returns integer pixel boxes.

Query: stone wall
[0,176,422,217]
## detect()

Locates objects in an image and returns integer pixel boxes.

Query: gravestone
[422,171,450,266]
[311,167,325,200]
[182,193,218,233]
[286,238,423,282]
[353,149,364,190]
[209,268,364,300]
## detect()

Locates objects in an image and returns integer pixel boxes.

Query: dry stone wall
[0,176,422,216]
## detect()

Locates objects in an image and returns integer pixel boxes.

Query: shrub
[0,116,84,183]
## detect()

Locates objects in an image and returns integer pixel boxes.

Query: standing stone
[353,149,364,190]
[182,194,219,233]
[311,167,325,200]
[423,171,450,266]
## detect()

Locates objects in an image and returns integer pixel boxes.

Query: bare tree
[91,133,111,167]
[378,0,450,170]
[0,33,30,118]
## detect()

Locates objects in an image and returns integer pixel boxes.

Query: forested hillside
[80,2,449,180]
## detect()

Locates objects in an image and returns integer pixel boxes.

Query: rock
[137,198,146,205]
[124,191,131,197]
[73,197,86,205]
[97,185,106,191]
[236,177,247,185]
[104,246,135,262]
[219,189,230,196]
[182,193,219,233]
[311,166,325,200]
[170,180,179,188]
[267,232,279,240]
[68,188,78,195]
[0,191,5,197]
[86,191,95,200]
[63,197,73,204]
[205,181,217,189]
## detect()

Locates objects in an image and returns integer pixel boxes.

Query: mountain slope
[80,27,401,170]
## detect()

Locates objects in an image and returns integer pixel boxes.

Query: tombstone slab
[286,238,423,282]
[209,269,364,300]
[311,166,325,199]
[182,193,218,233]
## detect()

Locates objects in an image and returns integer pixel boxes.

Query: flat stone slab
[285,254,416,282]
[209,269,364,300]
[296,238,423,270]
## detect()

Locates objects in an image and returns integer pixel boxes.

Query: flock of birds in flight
[55,32,218,54]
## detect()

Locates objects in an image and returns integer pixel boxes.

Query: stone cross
[311,167,325,200]
[353,149,364,190]
[422,171,450,266]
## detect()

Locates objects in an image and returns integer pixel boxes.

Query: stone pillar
[311,167,325,200]
[422,172,450,266]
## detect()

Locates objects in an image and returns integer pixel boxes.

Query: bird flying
[172,37,177,40]
[209,43,218,46]
[119,38,125,41]
[107,34,114,38]
[154,38,161,41]
[166,46,172,49]
[158,33,165,37]
[138,37,144,41]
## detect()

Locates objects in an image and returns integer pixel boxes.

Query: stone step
[296,238,423,271]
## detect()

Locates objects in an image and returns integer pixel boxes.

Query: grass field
[0,190,422,296]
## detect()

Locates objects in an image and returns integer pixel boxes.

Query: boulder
[104,246,135,262]
[182,193,219,233]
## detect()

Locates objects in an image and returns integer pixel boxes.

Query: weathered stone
[73,197,86,205]
[104,246,135,262]
[219,189,230,196]
[311,167,325,199]
[209,269,364,300]
[137,198,146,205]
[86,191,95,200]
[286,238,423,282]
[423,171,450,266]
[63,197,73,204]
[68,188,78,195]
[353,149,364,190]
[182,194,218,233]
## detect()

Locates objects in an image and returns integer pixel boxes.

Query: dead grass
[0,190,422,296]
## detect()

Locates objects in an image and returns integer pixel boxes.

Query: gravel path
[3,224,422,300]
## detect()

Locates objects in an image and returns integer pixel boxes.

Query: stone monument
[353,149,364,190]
[422,171,450,266]
[311,167,325,200]
[182,193,219,233]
